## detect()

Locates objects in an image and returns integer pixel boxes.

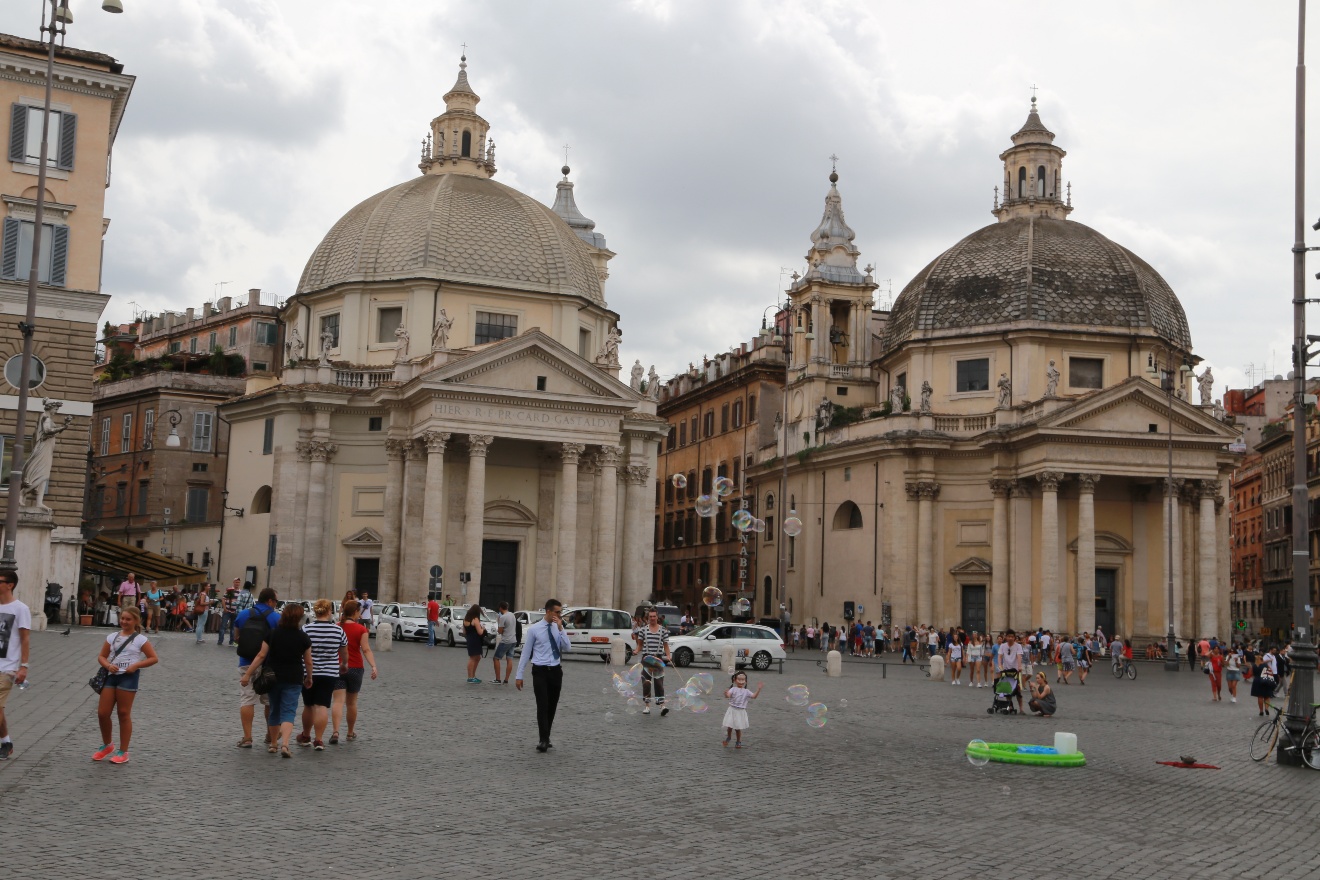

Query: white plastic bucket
[1054,731,1078,754]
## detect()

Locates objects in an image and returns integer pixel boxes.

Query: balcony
[333,368,394,389]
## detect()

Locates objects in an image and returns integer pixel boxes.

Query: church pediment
[1035,377,1234,439]
[342,528,383,545]
[421,329,637,402]
[949,556,992,576]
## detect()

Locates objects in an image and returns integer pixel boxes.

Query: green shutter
[8,104,25,164]
[56,112,76,170]
[49,224,69,287]
[1,217,19,280]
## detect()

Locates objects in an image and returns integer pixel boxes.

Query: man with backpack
[233,588,280,749]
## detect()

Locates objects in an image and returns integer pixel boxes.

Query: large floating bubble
[967,739,990,768]
[625,697,643,715]
[731,598,751,616]
[783,516,804,537]
[786,684,811,707]
[713,476,735,498]
[731,510,755,532]
[671,473,687,490]
[702,586,723,608]
[687,696,709,714]
[751,518,767,534]
[695,495,720,518]
[641,654,666,678]
[692,673,715,694]
[806,703,829,728]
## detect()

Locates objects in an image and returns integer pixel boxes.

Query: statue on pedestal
[629,359,644,391]
[1197,367,1214,406]
[597,328,621,367]
[647,365,661,400]
[919,380,933,414]
[431,309,453,351]
[996,373,1012,408]
[284,327,304,363]
[394,325,411,361]
[889,384,905,412]
[319,326,335,366]
[21,399,74,509]
[1045,360,1060,398]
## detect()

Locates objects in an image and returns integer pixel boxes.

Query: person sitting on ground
[1028,672,1056,717]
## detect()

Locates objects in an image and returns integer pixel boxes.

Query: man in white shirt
[996,630,1027,713]
[0,568,32,760]
[491,602,517,684]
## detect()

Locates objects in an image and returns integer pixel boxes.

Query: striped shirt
[636,625,669,657]
[304,620,347,677]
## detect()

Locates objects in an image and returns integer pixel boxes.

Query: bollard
[929,654,945,681]
[610,637,627,665]
[826,649,842,677]
[721,644,737,673]
[377,623,394,652]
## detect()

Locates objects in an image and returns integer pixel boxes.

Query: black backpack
[236,606,275,661]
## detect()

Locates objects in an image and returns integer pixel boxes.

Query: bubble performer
[633,607,672,717]
[722,671,762,748]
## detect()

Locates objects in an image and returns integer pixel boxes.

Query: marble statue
[21,399,74,508]
[889,384,905,412]
[996,373,1012,408]
[432,309,453,351]
[319,326,335,366]
[1197,367,1214,406]
[647,365,661,400]
[816,397,834,429]
[1212,398,1225,421]
[1045,360,1060,398]
[394,325,411,360]
[284,327,304,363]
[598,328,621,366]
[630,359,644,391]
[919,380,933,414]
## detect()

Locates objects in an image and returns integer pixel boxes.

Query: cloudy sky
[1,0,1313,392]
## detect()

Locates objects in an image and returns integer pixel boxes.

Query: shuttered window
[8,104,76,170]
[192,412,213,452]
[185,487,209,523]
[0,217,69,286]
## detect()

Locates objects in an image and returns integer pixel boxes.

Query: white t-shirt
[998,642,1025,671]
[360,598,374,621]
[105,631,149,672]
[0,599,32,674]
[1262,653,1278,676]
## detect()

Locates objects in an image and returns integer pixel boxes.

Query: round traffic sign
[429,564,443,578]
[1235,619,1247,630]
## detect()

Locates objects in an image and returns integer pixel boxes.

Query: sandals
[346,731,357,741]
[329,734,339,745]
[280,746,292,759]
[236,738,253,749]
[722,737,730,747]
[267,743,278,754]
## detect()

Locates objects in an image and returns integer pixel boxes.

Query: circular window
[4,354,46,390]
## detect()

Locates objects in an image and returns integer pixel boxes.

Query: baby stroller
[987,669,1020,714]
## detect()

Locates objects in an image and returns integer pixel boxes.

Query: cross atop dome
[993,92,1071,222]
[420,55,496,178]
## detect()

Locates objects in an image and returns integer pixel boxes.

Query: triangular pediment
[1034,377,1237,439]
[343,528,382,545]
[420,329,638,402]
[949,556,992,575]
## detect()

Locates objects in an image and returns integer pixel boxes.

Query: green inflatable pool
[965,741,1087,767]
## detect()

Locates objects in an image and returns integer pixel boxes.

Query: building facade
[748,100,1240,643]
[1228,451,1263,637]
[0,33,132,615]
[651,341,784,620]
[220,58,666,607]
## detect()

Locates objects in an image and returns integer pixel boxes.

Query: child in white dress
[722,671,762,748]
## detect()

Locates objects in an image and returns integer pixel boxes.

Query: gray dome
[881,216,1191,354]
[297,173,604,302]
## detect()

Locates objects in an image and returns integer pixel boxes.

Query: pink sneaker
[109,751,130,765]
[92,744,116,761]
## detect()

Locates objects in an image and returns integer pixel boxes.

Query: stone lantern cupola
[802,169,865,285]
[419,55,497,178]
[992,96,1072,222]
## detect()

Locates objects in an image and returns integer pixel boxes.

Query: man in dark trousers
[515,599,571,752]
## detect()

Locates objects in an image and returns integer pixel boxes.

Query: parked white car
[513,609,545,644]
[376,603,429,641]
[669,622,786,671]
[437,604,499,648]
[560,607,635,662]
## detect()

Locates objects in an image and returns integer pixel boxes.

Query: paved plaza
[2,628,1318,879]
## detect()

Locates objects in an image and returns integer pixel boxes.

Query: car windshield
[399,605,427,618]
[684,623,722,639]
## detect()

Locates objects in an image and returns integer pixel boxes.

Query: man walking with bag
[515,599,570,753]
[232,588,280,749]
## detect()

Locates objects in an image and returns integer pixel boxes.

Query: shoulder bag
[89,633,139,694]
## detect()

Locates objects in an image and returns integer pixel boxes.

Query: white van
[560,607,635,662]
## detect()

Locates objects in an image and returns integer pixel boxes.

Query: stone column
[400,441,426,602]
[1164,478,1184,639]
[621,463,652,611]
[301,440,338,596]
[281,440,311,593]
[1037,471,1063,631]
[1010,482,1033,629]
[904,482,920,624]
[1076,473,1100,635]
[420,431,450,590]
[810,295,826,364]
[914,481,939,625]
[463,435,494,599]
[591,445,622,606]
[1197,479,1219,639]
[989,479,1013,632]
[377,439,409,602]
[556,443,585,603]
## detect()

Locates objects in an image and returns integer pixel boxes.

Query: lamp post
[1,0,125,569]
[143,409,182,451]
[1283,0,1317,767]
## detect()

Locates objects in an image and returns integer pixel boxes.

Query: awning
[81,536,209,585]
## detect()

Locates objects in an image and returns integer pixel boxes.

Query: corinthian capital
[307,440,338,463]
[384,438,411,460]
[989,478,1016,498]
[1076,473,1101,493]
[560,442,586,465]
[596,444,624,469]
[296,440,313,461]
[623,464,651,486]
[467,434,494,457]
[1037,471,1063,492]
[423,431,451,455]
[916,481,941,500]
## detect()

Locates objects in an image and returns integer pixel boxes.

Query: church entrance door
[353,557,380,599]
[1095,568,1116,636]
[480,540,518,610]
[961,584,987,635]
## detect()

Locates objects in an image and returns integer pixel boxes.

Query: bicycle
[1111,657,1137,680]
[1248,703,1320,767]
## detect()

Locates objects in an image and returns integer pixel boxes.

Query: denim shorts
[103,670,140,692]
[266,682,302,726]
[494,642,516,660]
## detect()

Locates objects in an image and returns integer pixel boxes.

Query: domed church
[750,99,1239,643]
[221,58,666,609]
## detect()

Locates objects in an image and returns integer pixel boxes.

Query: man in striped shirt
[634,608,672,717]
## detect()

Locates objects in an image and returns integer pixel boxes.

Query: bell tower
[992,96,1071,222]
[419,55,497,178]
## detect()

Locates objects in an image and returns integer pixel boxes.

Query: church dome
[296,172,605,303]
[881,216,1191,355]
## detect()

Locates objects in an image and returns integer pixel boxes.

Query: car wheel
[624,646,633,664]
[447,630,455,647]
[752,651,772,671]
[395,627,403,641]
[673,647,694,668]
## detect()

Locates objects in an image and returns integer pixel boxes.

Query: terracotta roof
[0,33,121,70]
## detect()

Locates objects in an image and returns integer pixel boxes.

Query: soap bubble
[967,739,990,768]
[806,703,829,728]
[691,672,715,694]
[604,711,614,721]
[687,696,709,714]
[695,495,719,517]
[713,476,735,498]
[602,687,610,695]
[1001,786,1011,795]
[839,699,849,708]
[641,655,666,679]
[751,518,767,534]
[625,697,643,715]
[676,690,691,709]
[786,684,811,706]
[702,586,723,608]
[732,510,755,532]
[783,516,804,537]
[731,598,751,616]
[671,473,687,490]
[623,665,642,688]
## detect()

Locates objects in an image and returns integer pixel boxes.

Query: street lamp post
[1,0,125,569]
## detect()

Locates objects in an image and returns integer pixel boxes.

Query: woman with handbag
[92,607,158,765]
[241,604,313,758]
[1249,647,1278,716]
[192,586,211,644]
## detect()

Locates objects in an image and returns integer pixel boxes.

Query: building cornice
[0,50,135,147]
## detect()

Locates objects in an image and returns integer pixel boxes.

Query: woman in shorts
[462,604,486,683]
[296,599,346,750]
[242,604,312,758]
[1223,645,1242,702]
[92,607,158,765]
[966,633,985,688]
[143,582,163,634]
[331,599,377,743]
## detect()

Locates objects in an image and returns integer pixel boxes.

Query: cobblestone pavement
[3,629,1318,879]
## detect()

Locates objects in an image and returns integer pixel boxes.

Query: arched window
[832,500,863,530]
[765,492,775,511]
[251,485,272,515]
[461,130,472,157]
[1036,166,1046,197]
[1017,166,1027,198]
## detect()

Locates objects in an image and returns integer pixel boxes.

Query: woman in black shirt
[241,604,312,757]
